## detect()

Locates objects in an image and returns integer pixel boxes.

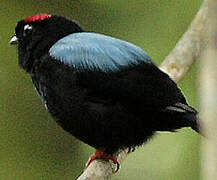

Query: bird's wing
[49,32,153,72]
[49,32,186,112]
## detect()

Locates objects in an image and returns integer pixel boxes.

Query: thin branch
[159,0,208,82]
[77,0,209,179]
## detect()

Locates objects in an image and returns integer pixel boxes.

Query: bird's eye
[23,24,33,36]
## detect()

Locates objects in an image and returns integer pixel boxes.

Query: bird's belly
[33,81,155,154]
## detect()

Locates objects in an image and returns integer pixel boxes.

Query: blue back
[49,32,152,72]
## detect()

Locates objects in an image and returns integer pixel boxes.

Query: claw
[85,148,120,172]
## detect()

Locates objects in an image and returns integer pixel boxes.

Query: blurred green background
[0,0,201,179]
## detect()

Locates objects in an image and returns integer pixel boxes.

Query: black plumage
[10,14,199,156]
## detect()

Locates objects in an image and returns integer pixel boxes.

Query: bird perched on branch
[10,14,200,169]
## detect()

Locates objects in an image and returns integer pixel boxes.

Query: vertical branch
[200,0,217,179]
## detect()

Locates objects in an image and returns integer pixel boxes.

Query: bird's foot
[85,148,120,172]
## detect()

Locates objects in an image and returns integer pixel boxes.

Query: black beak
[10,35,18,45]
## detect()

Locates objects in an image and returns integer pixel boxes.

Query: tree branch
[159,0,208,82]
[199,0,217,179]
[77,0,209,179]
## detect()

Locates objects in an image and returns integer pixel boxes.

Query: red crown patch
[24,14,51,23]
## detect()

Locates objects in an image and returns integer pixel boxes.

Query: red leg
[85,148,119,171]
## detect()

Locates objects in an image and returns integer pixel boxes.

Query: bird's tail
[188,113,204,136]
[155,102,201,134]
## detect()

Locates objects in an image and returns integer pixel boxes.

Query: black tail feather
[189,113,202,135]
[155,102,201,134]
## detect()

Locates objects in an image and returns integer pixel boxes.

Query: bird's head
[10,14,83,72]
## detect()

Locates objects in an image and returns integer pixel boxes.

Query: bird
[10,14,200,169]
